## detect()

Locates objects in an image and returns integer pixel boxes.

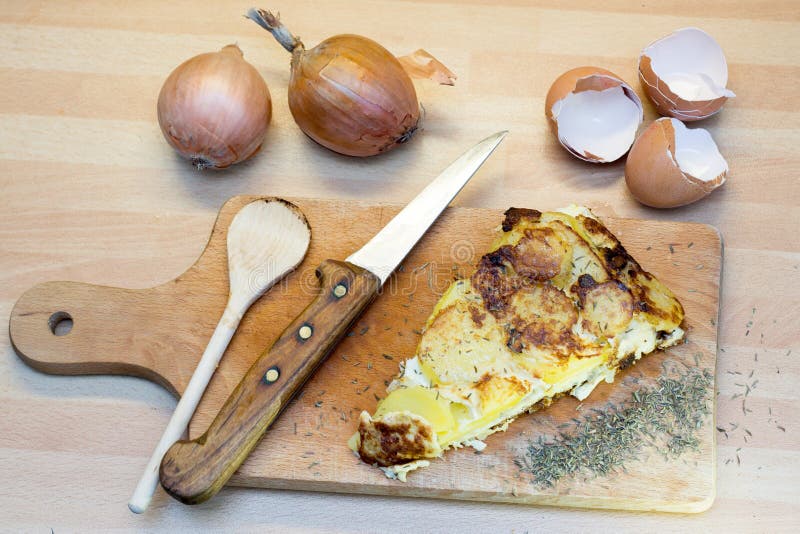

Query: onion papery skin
[288,35,420,157]
[157,45,272,169]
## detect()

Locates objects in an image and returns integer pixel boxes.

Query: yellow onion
[157,44,272,169]
[247,8,420,157]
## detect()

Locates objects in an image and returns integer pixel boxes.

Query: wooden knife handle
[159,260,381,505]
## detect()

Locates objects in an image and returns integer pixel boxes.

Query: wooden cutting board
[9,196,722,513]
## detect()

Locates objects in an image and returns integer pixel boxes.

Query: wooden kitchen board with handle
[9,195,722,513]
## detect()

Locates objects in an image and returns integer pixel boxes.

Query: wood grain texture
[10,196,722,512]
[1,0,798,531]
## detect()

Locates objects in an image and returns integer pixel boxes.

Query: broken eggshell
[639,27,735,121]
[545,67,644,163]
[625,117,727,208]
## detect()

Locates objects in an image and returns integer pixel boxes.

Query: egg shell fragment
[639,27,735,121]
[545,67,643,163]
[625,117,727,208]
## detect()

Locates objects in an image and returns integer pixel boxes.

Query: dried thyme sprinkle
[515,367,712,488]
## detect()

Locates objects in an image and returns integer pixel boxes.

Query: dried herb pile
[516,366,713,487]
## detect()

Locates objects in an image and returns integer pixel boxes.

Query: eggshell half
[639,27,735,121]
[545,67,644,163]
[625,117,727,208]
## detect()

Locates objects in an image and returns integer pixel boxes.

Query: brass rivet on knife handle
[264,367,280,383]
[158,260,381,505]
[298,324,313,340]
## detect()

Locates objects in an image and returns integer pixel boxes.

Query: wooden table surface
[1,1,798,531]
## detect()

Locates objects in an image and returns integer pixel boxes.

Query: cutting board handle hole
[48,311,73,336]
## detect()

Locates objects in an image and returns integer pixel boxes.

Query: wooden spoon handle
[159,260,381,504]
[128,305,239,514]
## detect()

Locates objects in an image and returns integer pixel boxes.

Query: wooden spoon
[128,198,311,514]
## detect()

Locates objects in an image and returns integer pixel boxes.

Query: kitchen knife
[159,131,507,505]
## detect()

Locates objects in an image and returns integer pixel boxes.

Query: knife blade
[159,131,507,505]
[346,131,508,283]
